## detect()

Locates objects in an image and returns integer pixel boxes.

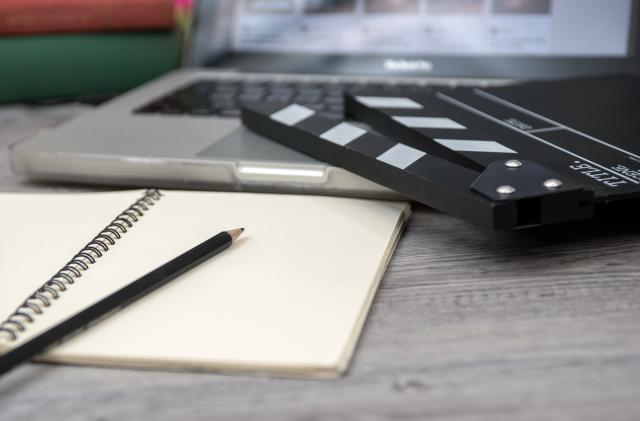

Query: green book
[0,31,181,103]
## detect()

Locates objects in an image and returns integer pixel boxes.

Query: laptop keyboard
[134,78,430,119]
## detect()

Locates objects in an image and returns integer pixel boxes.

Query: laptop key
[266,94,293,102]
[214,86,239,94]
[269,81,295,88]
[212,102,236,111]
[238,94,263,104]
[294,94,323,103]
[303,103,327,111]
[218,108,241,117]
[270,88,295,96]
[297,87,323,95]
[325,96,343,105]
[211,91,237,100]
[240,87,267,95]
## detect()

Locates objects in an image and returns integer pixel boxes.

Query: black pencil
[0,228,244,377]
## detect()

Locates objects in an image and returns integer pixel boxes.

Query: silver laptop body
[10,0,639,196]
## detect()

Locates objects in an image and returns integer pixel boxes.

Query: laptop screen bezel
[188,0,640,80]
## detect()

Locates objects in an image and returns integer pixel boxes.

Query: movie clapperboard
[241,75,640,230]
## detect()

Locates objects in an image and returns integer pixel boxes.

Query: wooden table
[1,105,639,421]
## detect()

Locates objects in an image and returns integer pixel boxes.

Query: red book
[0,0,175,35]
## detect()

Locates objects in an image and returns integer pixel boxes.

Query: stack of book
[0,0,182,103]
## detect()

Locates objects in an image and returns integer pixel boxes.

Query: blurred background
[0,0,194,104]
[1,0,636,105]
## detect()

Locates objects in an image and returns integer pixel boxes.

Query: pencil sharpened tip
[227,228,244,242]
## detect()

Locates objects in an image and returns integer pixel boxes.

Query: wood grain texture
[1,105,639,421]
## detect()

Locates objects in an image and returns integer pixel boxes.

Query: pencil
[0,228,244,377]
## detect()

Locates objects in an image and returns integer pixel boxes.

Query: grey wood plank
[1,105,639,421]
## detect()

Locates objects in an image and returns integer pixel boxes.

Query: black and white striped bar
[345,92,527,171]
[241,102,593,230]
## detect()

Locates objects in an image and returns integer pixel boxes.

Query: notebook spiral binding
[0,189,163,347]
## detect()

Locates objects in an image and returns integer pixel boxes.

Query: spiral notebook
[0,190,409,378]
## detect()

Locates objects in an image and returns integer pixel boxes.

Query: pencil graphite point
[228,228,244,242]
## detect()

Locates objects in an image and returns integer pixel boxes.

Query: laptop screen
[195,0,639,78]
[211,0,635,57]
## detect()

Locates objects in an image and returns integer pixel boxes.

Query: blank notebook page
[0,190,409,378]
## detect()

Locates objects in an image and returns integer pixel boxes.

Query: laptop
[10,0,640,197]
